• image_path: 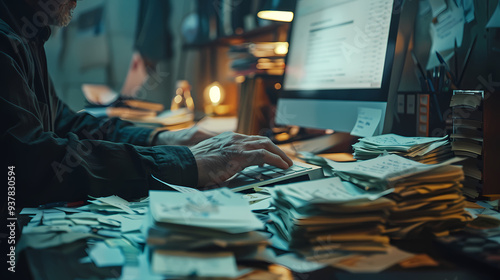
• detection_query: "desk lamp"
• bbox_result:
[257,0,295,22]
[204,81,227,115]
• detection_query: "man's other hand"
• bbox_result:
[188,132,293,187]
[154,126,217,146]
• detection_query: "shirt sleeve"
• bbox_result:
[0,50,198,209]
[53,97,159,146]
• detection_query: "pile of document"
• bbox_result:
[268,177,395,261]
[146,188,270,278]
[352,134,452,163]
[18,195,147,267]
[328,154,473,238]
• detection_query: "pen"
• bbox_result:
[454,40,458,83]
[38,201,85,209]
[457,34,477,88]
[411,51,430,92]
[435,51,456,84]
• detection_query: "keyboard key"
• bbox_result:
[261,170,284,178]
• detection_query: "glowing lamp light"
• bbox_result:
[257,11,294,22]
[274,43,289,55]
[209,85,222,105]
[204,81,226,115]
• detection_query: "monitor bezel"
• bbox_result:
[279,0,401,103]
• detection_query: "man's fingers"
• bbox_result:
[242,149,291,170]
[244,138,293,167]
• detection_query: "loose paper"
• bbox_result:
[275,253,327,273]
[151,251,238,278]
[350,107,383,137]
[426,0,465,69]
[87,242,125,267]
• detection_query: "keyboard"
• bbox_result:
[220,160,324,192]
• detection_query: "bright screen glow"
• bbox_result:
[283,0,394,91]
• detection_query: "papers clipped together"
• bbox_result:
[147,188,270,278]
[352,134,453,164]
[268,177,395,261]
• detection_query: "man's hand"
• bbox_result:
[154,126,217,146]
[188,132,293,187]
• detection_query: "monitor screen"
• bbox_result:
[276,0,400,135]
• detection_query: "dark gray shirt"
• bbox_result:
[0,0,197,208]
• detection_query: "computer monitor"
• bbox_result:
[276,0,401,136]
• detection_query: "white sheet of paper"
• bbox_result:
[42,210,66,220]
[327,154,463,183]
[243,193,270,203]
[53,207,84,213]
[429,0,447,18]
[327,154,424,179]
[275,253,327,273]
[249,198,272,211]
[150,189,263,233]
[426,0,464,69]
[486,1,500,28]
[350,107,382,137]
[20,208,42,215]
[360,134,447,147]
[87,242,125,267]
[457,0,475,22]
[91,195,135,214]
[276,177,393,207]
[120,218,144,233]
[151,252,238,278]
[151,174,201,193]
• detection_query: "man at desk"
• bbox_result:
[0,0,293,209]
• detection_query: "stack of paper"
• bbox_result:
[18,195,147,268]
[352,134,452,163]
[268,177,395,261]
[328,154,473,238]
[147,188,270,278]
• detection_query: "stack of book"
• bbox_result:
[268,177,395,261]
[352,134,452,164]
[449,91,484,198]
[228,42,287,76]
[146,189,269,278]
[328,154,472,238]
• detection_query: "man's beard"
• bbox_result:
[53,0,76,27]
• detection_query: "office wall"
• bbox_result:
[399,0,500,92]
[45,0,205,112]
[45,0,245,114]
[46,0,139,111]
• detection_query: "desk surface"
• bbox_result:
[20,238,498,280]
[17,209,499,280]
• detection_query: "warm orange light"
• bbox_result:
[275,43,289,55]
[235,76,246,83]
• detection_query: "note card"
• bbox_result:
[350,107,382,137]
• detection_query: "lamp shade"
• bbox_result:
[257,0,295,22]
